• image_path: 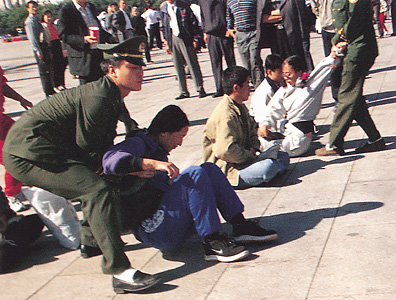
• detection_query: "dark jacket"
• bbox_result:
[131,15,148,37]
[112,10,131,33]
[57,2,112,77]
[198,0,228,37]
[160,0,199,49]
[3,76,124,171]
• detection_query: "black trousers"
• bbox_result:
[148,22,162,49]
[207,34,236,94]
[34,48,55,97]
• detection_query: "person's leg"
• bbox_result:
[0,115,23,199]
[392,2,396,34]
[247,31,264,88]
[172,36,189,95]
[34,51,55,96]
[180,41,204,93]
[328,58,377,149]
[235,31,251,73]
[222,36,236,68]
[281,131,312,157]
[2,153,130,275]
[238,151,289,188]
[153,23,163,49]
[207,34,224,94]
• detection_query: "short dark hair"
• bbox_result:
[100,58,124,74]
[283,55,305,73]
[27,0,38,7]
[41,10,53,22]
[148,105,189,135]
[265,54,283,72]
[110,2,118,6]
[222,66,250,95]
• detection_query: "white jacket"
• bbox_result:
[260,55,340,133]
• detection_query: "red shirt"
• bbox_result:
[0,66,8,114]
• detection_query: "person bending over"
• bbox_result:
[103,105,278,264]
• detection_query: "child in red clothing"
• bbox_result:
[0,66,33,212]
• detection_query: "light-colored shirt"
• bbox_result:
[261,56,338,132]
[310,0,335,32]
[25,14,43,56]
[141,8,161,28]
[190,3,202,27]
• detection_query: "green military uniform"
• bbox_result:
[329,0,381,148]
[2,37,147,276]
[2,76,130,274]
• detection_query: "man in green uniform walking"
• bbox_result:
[2,37,161,293]
[315,0,386,156]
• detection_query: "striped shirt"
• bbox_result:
[226,0,257,31]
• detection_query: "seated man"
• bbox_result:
[250,54,284,113]
[103,105,278,263]
[203,66,289,188]
[258,55,340,157]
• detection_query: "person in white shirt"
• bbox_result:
[250,54,284,123]
[257,55,340,157]
[141,3,163,49]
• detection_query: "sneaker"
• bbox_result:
[233,220,278,243]
[204,233,249,262]
[7,191,29,212]
[355,138,386,154]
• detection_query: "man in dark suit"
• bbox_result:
[112,0,134,42]
[161,0,206,100]
[58,0,114,85]
[198,0,235,98]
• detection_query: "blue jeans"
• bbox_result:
[136,163,244,250]
[238,151,289,188]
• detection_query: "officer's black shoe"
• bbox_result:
[175,93,190,100]
[113,270,161,293]
[80,245,102,259]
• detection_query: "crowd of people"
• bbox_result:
[0,0,393,294]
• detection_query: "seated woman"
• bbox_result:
[255,55,340,157]
[102,105,278,263]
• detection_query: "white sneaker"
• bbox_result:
[7,191,29,212]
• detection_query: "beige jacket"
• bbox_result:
[203,95,260,186]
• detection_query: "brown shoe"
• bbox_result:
[355,138,386,154]
[315,145,345,156]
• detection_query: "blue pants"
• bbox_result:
[136,163,244,250]
[238,151,289,188]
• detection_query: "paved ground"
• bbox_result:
[1,26,396,300]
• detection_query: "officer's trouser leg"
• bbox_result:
[2,153,130,275]
[329,58,380,148]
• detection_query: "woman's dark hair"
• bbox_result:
[222,66,250,95]
[148,105,189,135]
[41,10,53,22]
[282,55,306,73]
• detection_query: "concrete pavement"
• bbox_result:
[1,28,396,300]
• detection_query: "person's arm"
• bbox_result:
[212,116,257,164]
[262,9,282,23]
[103,137,179,178]
[25,18,43,58]
[332,0,370,46]
[2,84,33,110]
[112,10,126,32]
[58,5,87,50]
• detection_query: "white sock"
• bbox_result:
[114,267,138,282]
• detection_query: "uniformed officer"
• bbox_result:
[315,0,386,156]
[2,36,161,293]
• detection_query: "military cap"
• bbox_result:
[97,36,147,66]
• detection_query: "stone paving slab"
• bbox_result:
[1,23,396,299]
